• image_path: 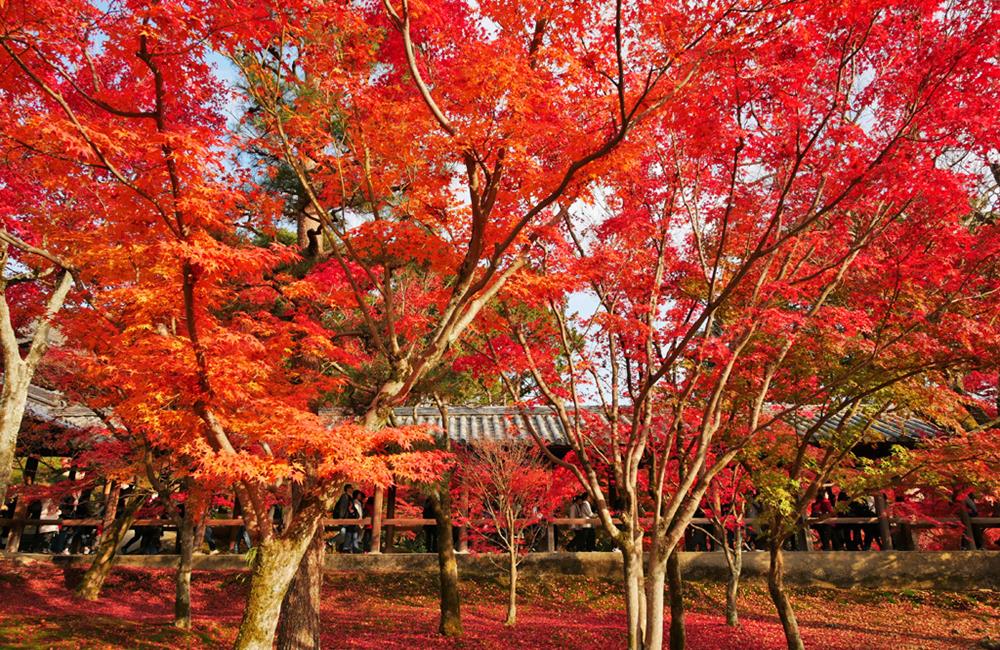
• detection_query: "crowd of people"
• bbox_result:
[0,490,99,555]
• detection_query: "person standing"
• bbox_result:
[811,488,835,550]
[579,494,596,551]
[345,490,364,553]
[423,496,438,553]
[38,499,60,553]
[566,495,581,551]
[362,494,376,552]
[569,494,596,552]
[333,484,354,552]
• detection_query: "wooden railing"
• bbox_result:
[2,515,997,554]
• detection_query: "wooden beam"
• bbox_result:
[369,486,384,554]
[384,485,397,553]
[457,484,469,552]
[875,493,893,551]
[4,497,26,552]
[958,502,979,550]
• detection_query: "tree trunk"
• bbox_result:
[0,365,29,508]
[643,548,668,650]
[767,538,803,650]
[667,548,685,650]
[174,500,197,630]
[234,503,326,650]
[277,526,324,650]
[505,547,517,626]
[430,488,462,637]
[0,269,73,507]
[724,529,742,627]
[622,544,646,650]
[76,495,143,601]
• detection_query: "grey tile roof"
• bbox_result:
[22,381,941,449]
[24,383,103,431]
[317,406,572,446]
[377,406,942,447]
[790,411,939,442]
[390,406,571,446]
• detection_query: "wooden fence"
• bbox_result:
[2,514,998,554]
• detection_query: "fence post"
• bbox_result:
[798,516,814,551]
[958,503,979,550]
[546,523,555,552]
[457,484,469,552]
[5,498,26,553]
[899,521,915,550]
[875,494,893,551]
[369,486,384,554]
[384,485,397,553]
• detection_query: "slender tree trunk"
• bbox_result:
[174,500,198,630]
[277,526,324,650]
[767,538,803,650]
[643,548,669,650]
[430,488,462,637]
[622,544,646,650]
[76,495,143,601]
[667,548,685,650]
[0,365,29,508]
[724,530,742,627]
[505,547,517,626]
[235,506,325,650]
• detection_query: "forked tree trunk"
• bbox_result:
[0,366,30,508]
[505,547,517,626]
[76,495,144,601]
[430,488,462,637]
[666,548,686,650]
[723,528,743,627]
[174,500,198,629]
[0,270,72,508]
[277,526,324,650]
[234,507,325,650]
[767,538,803,650]
[622,544,646,650]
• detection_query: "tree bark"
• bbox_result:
[622,544,646,650]
[767,539,804,650]
[643,548,669,650]
[667,548,685,650]
[174,498,198,630]
[0,269,73,507]
[505,547,517,626]
[277,526,324,650]
[76,495,143,601]
[0,366,29,508]
[724,529,742,627]
[430,488,462,637]
[234,503,326,650]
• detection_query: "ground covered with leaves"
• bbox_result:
[0,561,996,649]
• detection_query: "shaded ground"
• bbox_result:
[0,560,996,649]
